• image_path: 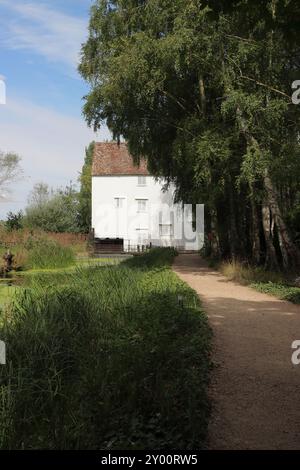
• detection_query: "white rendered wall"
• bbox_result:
[92,175,203,251]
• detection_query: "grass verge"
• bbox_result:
[0,248,211,450]
[250,282,300,304]
[220,260,300,304]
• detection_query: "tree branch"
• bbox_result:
[239,74,291,99]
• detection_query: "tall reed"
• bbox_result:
[0,249,211,449]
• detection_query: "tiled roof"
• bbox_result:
[92,142,149,176]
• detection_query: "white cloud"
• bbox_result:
[0,0,88,68]
[0,97,111,217]
[0,1,108,218]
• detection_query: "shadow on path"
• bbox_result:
[173,254,300,450]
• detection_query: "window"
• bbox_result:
[136,228,149,244]
[137,199,147,213]
[115,198,125,209]
[138,176,147,186]
[159,224,173,237]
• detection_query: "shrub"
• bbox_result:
[24,183,81,233]
[5,211,24,232]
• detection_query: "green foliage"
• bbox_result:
[221,259,300,304]
[78,142,95,233]
[25,239,75,270]
[79,0,300,268]
[286,198,300,246]
[124,247,178,269]
[0,151,22,191]
[251,282,300,304]
[221,260,285,284]
[0,249,211,449]
[25,183,81,233]
[5,211,23,232]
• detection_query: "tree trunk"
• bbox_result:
[228,181,239,260]
[236,107,300,270]
[261,200,280,270]
[199,76,206,115]
[263,169,300,269]
[210,208,221,258]
[249,186,261,265]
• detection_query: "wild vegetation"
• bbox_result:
[78,142,95,233]
[24,183,81,234]
[23,239,75,270]
[80,0,300,272]
[0,151,22,197]
[4,141,95,235]
[0,227,87,249]
[0,248,211,450]
[220,260,300,304]
[0,229,88,272]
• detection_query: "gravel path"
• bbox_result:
[173,254,300,450]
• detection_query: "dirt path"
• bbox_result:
[173,254,300,450]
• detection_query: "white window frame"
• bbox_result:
[159,224,174,237]
[136,228,149,244]
[114,197,125,209]
[136,199,148,213]
[138,176,147,187]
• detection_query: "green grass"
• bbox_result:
[124,247,178,269]
[15,257,122,279]
[25,239,75,269]
[0,286,16,306]
[250,282,300,304]
[0,248,211,450]
[220,260,300,304]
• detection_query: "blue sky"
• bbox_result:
[0,0,110,218]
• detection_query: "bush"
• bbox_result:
[0,249,211,449]
[5,212,24,232]
[24,183,81,233]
